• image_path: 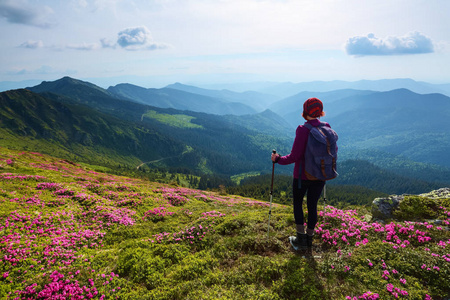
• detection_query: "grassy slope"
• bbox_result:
[0,89,209,174]
[0,148,449,299]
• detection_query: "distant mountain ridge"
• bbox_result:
[27,77,257,117]
[200,78,450,98]
[327,89,450,167]
[165,82,281,112]
[26,76,112,97]
[269,87,450,168]
[4,77,449,97]
[107,83,256,116]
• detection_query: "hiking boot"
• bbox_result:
[306,234,314,248]
[289,232,307,250]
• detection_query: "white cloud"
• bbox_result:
[116,26,169,51]
[117,26,151,48]
[100,38,116,49]
[13,26,169,52]
[66,42,99,51]
[19,40,44,49]
[345,32,434,56]
[0,0,54,28]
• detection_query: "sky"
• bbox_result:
[1,0,449,89]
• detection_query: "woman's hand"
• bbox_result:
[271,152,279,163]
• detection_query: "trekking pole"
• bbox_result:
[323,183,327,220]
[267,150,276,237]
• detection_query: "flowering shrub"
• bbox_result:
[346,291,379,299]
[165,193,189,206]
[116,198,142,207]
[143,207,175,222]
[82,206,136,226]
[201,210,226,218]
[316,206,449,250]
[36,182,63,191]
[1,149,449,299]
[84,183,105,194]
[149,223,214,245]
[245,200,270,207]
[53,188,75,196]
[319,205,450,299]
[195,194,212,202]
[72,193,97,207]
[12,270,122,299]
[0,173,47,181]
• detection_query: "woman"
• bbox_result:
[271,97,331,250]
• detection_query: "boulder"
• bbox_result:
[371,188,450,222]
[371,195,403,221]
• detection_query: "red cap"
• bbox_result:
[303,98,323,118]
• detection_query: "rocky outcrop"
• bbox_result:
[371,195,403,221]
[371,188,450,221]
[419,187,450,199]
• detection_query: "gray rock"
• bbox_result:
[429,219,443,225]
[371,195,404,220]
[420,188,450,199]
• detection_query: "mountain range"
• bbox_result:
[199,78,450,98]
[107,83,258,116]
[269,88,450,168]
[165,82,282,112]
[0,76,449,194]
[2,77,294,176]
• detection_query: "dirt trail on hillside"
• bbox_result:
[136,155,179,169]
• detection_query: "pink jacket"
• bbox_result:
[277,119,331,180]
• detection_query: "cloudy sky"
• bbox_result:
[1,0,449,89]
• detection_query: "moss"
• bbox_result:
[393,195,440,221]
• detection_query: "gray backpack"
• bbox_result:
[303,122,338,181]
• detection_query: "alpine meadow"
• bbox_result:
[0,75,449,300]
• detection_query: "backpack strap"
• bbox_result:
[300,122,319,182]
[303,121,326,130]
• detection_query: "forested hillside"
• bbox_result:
[0,89,187,167]
[1,86,292,176]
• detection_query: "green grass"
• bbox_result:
[230,171,261,185]
[0,128,143,169]
[0,147,449,299]
[142,110,204,129]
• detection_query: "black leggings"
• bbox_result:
[293,178,325,230]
